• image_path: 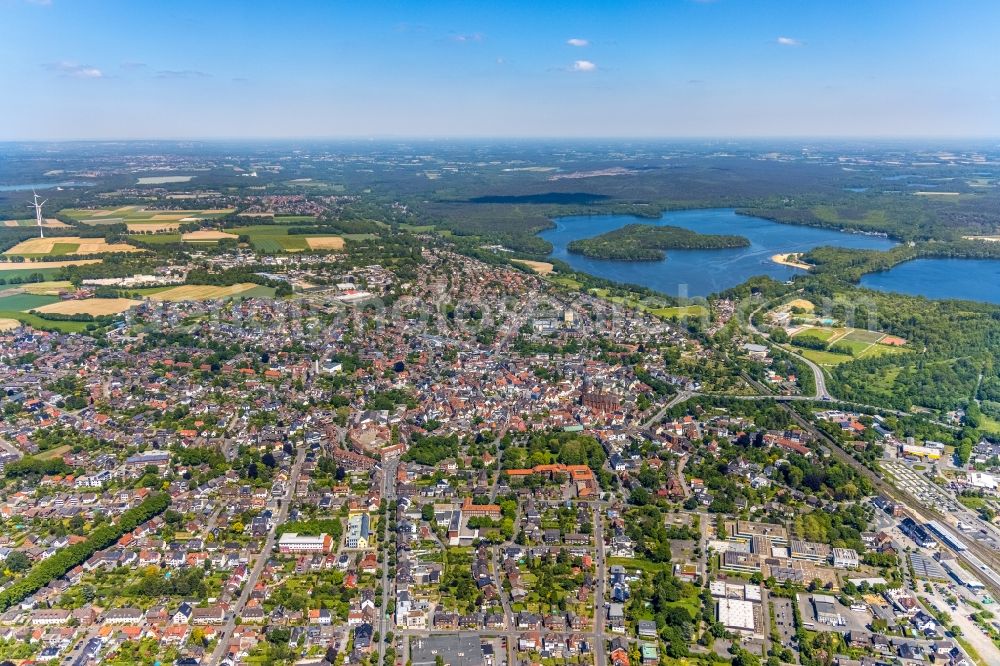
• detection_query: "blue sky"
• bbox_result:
[1,0,998,139]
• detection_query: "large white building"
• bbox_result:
[278,532,333,554]
[717,598,757,636]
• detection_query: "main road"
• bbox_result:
[593,507,607,666]
[378,456,399,666]
[209,444,307,664]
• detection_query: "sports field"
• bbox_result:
[790,325,909,366]
[4,237,140,257]
[32,298,141,316]
[147,283,271,301]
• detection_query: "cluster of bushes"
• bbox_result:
[0,492,169,611]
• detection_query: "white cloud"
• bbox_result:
[567,38,589,47]
[156,69,210,79]
[45,61,103,78]
[776,36,803,47]
[451,33,485,43]
[572,60,597,72]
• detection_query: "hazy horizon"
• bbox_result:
[3,0,998,140]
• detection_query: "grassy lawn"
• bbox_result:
[842,328,886,344]
[858,343,910,360]
[0,310,90,333]
[835,339,874,355]
[547,275,584,290]
[230,225,321,252]
[49,242,80,256]
[795,347,855,366]
[650,305,709,319]
[0,293,60,311]
[977,413,1000,437]
[607,557,670,574]
[0,267,66,281]
[959,496,988,510]
[792,326,838,342]
[34,445,72,460]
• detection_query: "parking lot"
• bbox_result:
[770,596,798,654]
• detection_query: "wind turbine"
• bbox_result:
[29,190,46,239]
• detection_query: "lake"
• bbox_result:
[540,208,896,297]
[861,258,1000,305]
[0,181,95,192]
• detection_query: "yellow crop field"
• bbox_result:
[148,283,261,301]
[305,236,345,250]
[512,259,554,275]
[21,281,73,295]
[4,237,140,256]
[32,298,141,316]
[0,318,20,332]
[127,222,181,233]
[181,229,238,242]
[0,259,101,271]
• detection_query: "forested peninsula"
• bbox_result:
[566,223,750,261]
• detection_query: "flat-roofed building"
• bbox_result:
[790,540,832,563]
[812,594,844,626]
[278,532,333,554]
[728,520,788,545]
[832,548,860,569]
[721,551,762,574]
[717,598,762,637]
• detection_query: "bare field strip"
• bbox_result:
[0,259,101,270]
[148,283,260,301]
[21,281,74,295]
[305,236,346,250]
[512,259,554,275]
[1,219,70,228]
[31,298,141,316]
[127,222,181,233]
[182,229,238,242]
[4,237,140,256]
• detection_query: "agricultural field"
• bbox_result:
[181,229,238,242]
[0,259,101,271]
[512,259,554,274]
[20,281,73,295]
[146,283,274,301]
[0,318,20,332]
[3,237,140,258]
[0,292,90,333]
[61,206,234,225]
[1,218,70,229]
[31,298,141,316]
[125,222,181,233]
[230,225,344,252]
